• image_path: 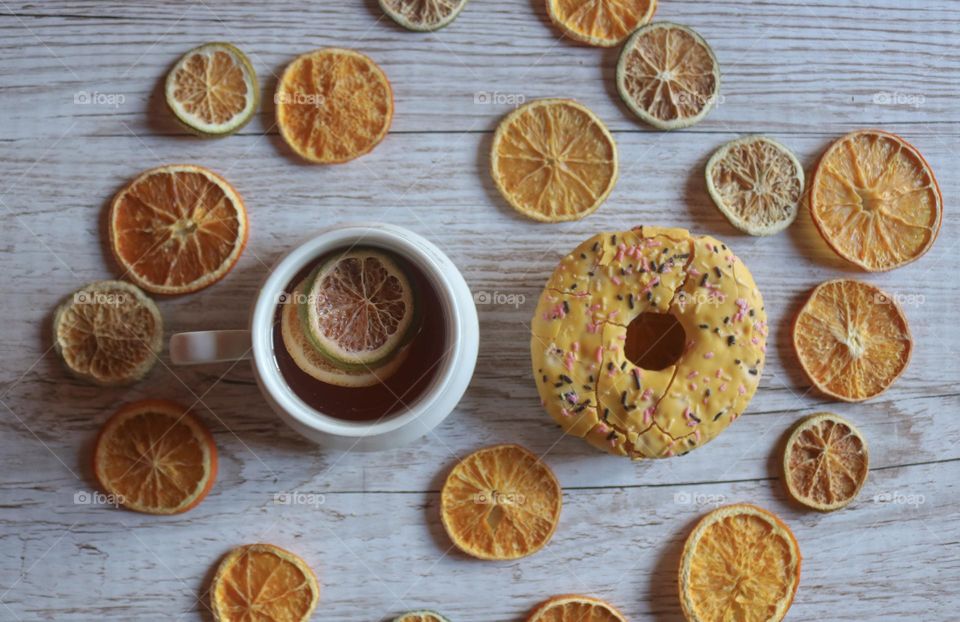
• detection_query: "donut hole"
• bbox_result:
[624,312,686,371]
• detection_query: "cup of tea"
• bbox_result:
[170,223,479,451]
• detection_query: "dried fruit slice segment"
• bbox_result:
[276,48,394,163]
[94,399,217,514]
[165,42,259,136]
[302,249,417,368]
[440,444,562,560]
[393,611,451,622]
[380,0,468,31]
[491,98,618,222]
[547,0,657,47]
[53,280,162,386]
[281,276,410,387]
[526,594,627,622]
[211,544,320,622]
[109,164,248,295]
[809,129,942,271]
[617,22,721,130]
[706,136,805,235]
[679,504,801,622]
[784,412,869,511]
[793,279,912,402]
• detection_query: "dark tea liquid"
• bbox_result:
[271,249,447,422]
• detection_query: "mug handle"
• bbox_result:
[169,330,253,365]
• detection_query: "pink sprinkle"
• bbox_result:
[609,345,619,353]
[704,352,715,359]
[590,303,602,312]
[609,438,618,448]
[715,369,723,378]
[609,310,619,320]
[641,388,654,400]
[643,406,655,424]
[689,267,702,277]
[560,408,571,418]
[642,277,660,294]
[685,340,697,352]
[586,322,599,334]
[719,382,728,392]
[694,429,702,443]
[733,298,749,322]
[572,342,580,353]
[611,275,622,286]
[617,333,627,341]
[564,353,575,372]
[687,370,699,379]
[689,382,698,391]
[738,384,747,396]
[595,346,604,363]
[596,423,609,434]
[751,336,760,345]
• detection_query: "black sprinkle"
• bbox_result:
[611,235,617,245]
[607,431,617,441]
[603,408,611,421]
[588,271,595,277]
[698,323,709,329]
[690,413,702,423]
[633,371,641,390]
[705,389,712,398]
[575,403,588,413]
[563,300,570,314]
[620,361,627,371]
[592,242,600,252]
[659,263,668,274]
[620,268,626,276]
[571,283,578,290]
[700,273,709,287]
[734,359,742,365]
[723,316,730,324]
[554,381,564,388]
[748,368,758,375]
[589,375,595,382]
[646,291,653,301]
[607,362,615,371]
[721,244,728,250]
[713,411,724,421]
[628,294,635,309]
[542,375,548,383]
[714,266,722,278]
[713,328,720,334]
[620,391,628,406]
[749,309,756,317]
[727,335,736,346]
[617,294,623,301]
[560,374,573,384]
[580,253,587,260]
[583,384,592,391]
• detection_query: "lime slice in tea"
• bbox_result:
[303,249,418,369]
[282,278,410,387]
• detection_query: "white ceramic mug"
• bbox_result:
[169,223,479,451]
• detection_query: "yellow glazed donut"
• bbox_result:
[530,227,767,459]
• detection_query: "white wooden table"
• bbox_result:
[2,1,958,620]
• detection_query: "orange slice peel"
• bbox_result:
[93,399,217,514]
[440,444,562,560]
[784,412,869,511]
[679,503,801,622]
[547,0,657,47]
[793,279,912,402]
[526,594,627,622]
[491,98,618,222]
[809,129,942,271]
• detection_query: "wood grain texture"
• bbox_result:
[1,1,958,620]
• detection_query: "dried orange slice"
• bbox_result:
[393,612,451,622]
[165,42,259,137]
[211,543,320,622]
[706,136,805,236]
[546,0,657,47]
[276,48,393,164]
[93,399,217,514]
[302,249,418,368]
[380,0,468,31]
[809,129,942,271]
[679,504,801,622]
[526,595,627,622]
[784,412,869,511]
[617,22,721,130]
[793,279,912,402]
[281,276,411,386]
[109,165,248,295]
[491,98,618,222]
[440,444,562,560]
[53,281,162,386]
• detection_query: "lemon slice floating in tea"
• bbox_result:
[165,42,259,137]
[282,276,411,387]
[302,249,418,369]
[380,0,468,31]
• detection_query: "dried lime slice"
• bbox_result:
[379,0,468,31]
[52,281,162,386]
[281,278,410,387]
[302,249,418,369]
[705,136,804,236]
[165,42,259,137]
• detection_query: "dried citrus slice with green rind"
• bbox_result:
[379,0,468,31]
[706,136,805,236]
[165,42,259,137]
[302,249,417,369]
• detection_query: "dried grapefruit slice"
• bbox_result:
[53,281,162,386]
[546,0,657,47]
[94,399,217,514]
[617,22,720,130]
[109,165,248,295]
[302,249,418,368]
[165,42,259,137]
[491,98,618,222]
[393,612,451,622]
[679,504,801,622]
[793,279,912,402]
[706,136,805,236]
[380,0,468,31]
[281,276,410,387]
[809,129,942,271]
[276,48,393,164]
[784,412,869,511]
[440,444,562,560]
[526,595,627,622]
[211,544,320,622]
